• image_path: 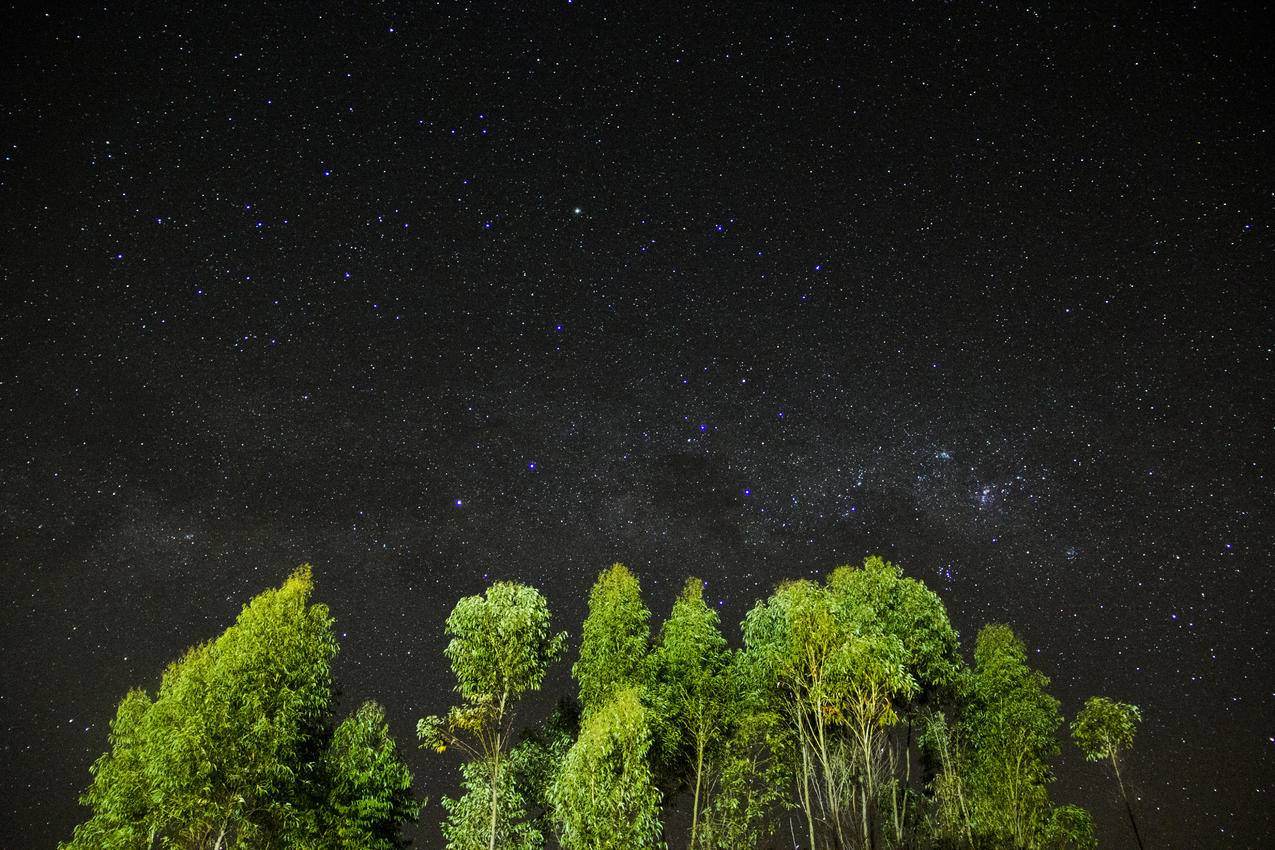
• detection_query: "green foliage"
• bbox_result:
[509,704,579,846]
[742,567,921,849]
[63,689,155,849]
[62,566,418,850]
[827,555,963,695]
[440,758,541,850]
[320,701,420,850]
[1071,696,1145,850]
[549,687,664,850]
[1040,805,1097,849]
[964,624,1064,848]
[573,563,652,716]
[418,581,565,850]
[441,582,567,708]
[651,578,735,847]
[697,677,792,850]
[433,706,575,850]
[917,706,975,847]
[1071,696,1141,763]
[66,556,1128,850]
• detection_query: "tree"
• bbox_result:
[651,578,733,849]
[697,655,792,850]
[573,563,652,717]
[917,706,976,848]
[743,572,918,850]
[826,556,960,848]
[549,687,664,850]
[826,556,963,695]
[1071,697,1145,850]
[61,689,155,849]
[418,581,566,850]
[62,566,419,850]
[319,701,420,850]
[508,702,580,847]
[741,579,841,850]
[437,758,540,850]
[964,624,1067,849]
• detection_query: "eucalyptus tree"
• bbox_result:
[651,578,734,849]
[917,707,976,848]
[62,566,419,850]
[741,579,839,849]
[742,574,917,850]
[964,624,1065,848]
[62,689,155,849]
[319,701,420,850]
[574,563,652,716]
[418,582,566,850]
[826,556,961,847]
[1071,696,1145,850]
[549,687,664,850]
[696,684,792,850]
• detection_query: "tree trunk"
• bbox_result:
[690,734,705,850]
[901,718,913,848]
[1111,754,1146,850]
[489,751,501,850]
[855,720,879,850]
[800,736,818,850]
[487,689,511,850]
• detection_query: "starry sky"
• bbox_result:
[1,2,1271,847]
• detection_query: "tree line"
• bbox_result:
[62,559,1145,849]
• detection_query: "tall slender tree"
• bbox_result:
[573,563,652,717]
[827,556,961,848]
[743,569,920,850]
[319,701,420,850]
[651,578,733,849]
[741,579,840,850]
[549,687,664,850]
[964,624,1063,848]
[1071,696,1145,850]
[418,581,566,850]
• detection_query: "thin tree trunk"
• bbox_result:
[902,718,913,848]
[860,784,871,850]
[690,733,705,850]
[817,716,847,850]
[862,724,878,850]
[1111,754,1146,850]
[489,749,501,850]
[489,689,509,850]
[800,733,819,850]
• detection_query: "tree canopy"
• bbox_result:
[1072,696,1145,850]
[418,581,566,850]
[62,566,419,850]
[573,563,652,717]
[66,556,1142,850]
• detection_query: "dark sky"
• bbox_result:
[1,2,1270,847]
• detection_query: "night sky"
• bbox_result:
[2,3,1271,847]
